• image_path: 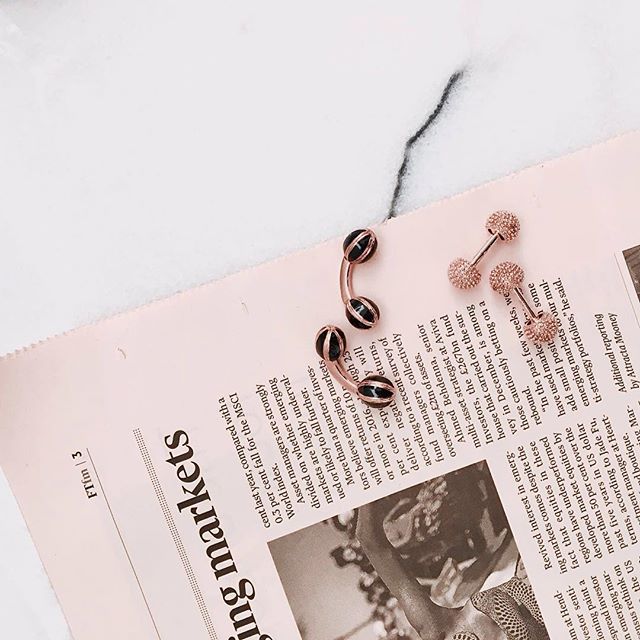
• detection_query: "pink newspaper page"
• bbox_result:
[2,133,640,640]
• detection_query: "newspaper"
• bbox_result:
[2,133,640,640]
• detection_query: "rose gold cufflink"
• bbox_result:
[340,229,380,330]
[489,261,558,344]
[315,325,395,408]
[448,211,520,289]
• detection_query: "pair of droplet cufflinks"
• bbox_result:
[315,230,396,409]
[447,211,558,344]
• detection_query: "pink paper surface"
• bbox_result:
[1,132,640,639]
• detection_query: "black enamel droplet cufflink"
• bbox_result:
[315,325,395,408]
[340,229,381,330]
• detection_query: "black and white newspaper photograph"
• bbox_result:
[623,245,640,302]
[269,462,549,640]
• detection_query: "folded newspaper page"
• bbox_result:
[2,133,640,640]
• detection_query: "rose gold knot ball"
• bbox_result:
[489,261,524,295]
[486,210,520,242]
[524,311,558,344]
[448,257,481,289]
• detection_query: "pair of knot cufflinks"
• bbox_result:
[315,230,396,409]
[448,211,558,344]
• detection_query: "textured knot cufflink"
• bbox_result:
[448,211,520,289]
[489,262,558,344]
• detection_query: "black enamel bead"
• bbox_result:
[315,325,346,361]
[358,374,395,408]
[346,296,380,330]
[343,229,377,264]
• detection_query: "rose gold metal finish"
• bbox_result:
[448,258,481,289]
[470,233,499,268]
[488,261,524,295]
[489,261,558,344]
[448,210,520,289]
[523,311,558,344]
[485,210,520,242]
[513,287,539,319]
[317,325,394,407]
[339,260,354,305]
[326,359,359,396]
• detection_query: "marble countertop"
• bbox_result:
[1,1,640,636]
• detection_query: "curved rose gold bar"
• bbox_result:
[326,358,359,395]
[339,259,355,306]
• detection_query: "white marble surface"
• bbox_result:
[1,1,640,636]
